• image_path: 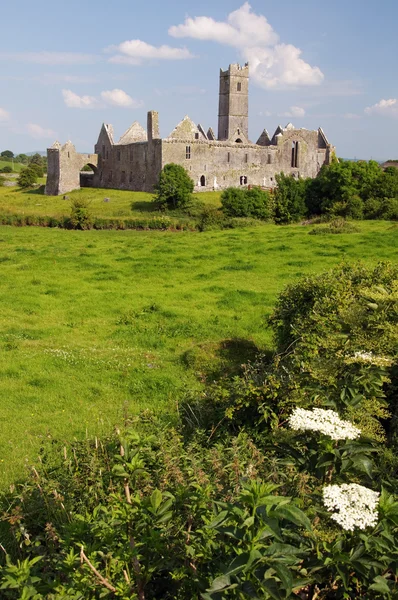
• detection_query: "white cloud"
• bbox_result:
[62,89,99,109]
[100,89,143,108]
[63,89,143,110]
[169,3,324,90]
[365,98,398,118]
[0,108,10,122]
[107,40,193,65]
[0,52,97,65]
[280,106,306,118]
[27,123,57,139]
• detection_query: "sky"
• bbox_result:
[1,0,398,159]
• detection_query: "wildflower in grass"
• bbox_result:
[323,483,379,531]
[346,351,393,367]
[288,408,361,441]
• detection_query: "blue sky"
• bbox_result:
[1,0,397,159]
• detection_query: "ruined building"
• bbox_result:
[45,63,335,196]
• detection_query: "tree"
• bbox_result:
[156,163,194,209]
[28,163,44,178]
[0,150,14,159]
[273,172,307,224]
[17,167,38,189]
[28,152,44,166]
[0,165,13,173]
[15,154,29,165]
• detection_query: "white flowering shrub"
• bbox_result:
[288,407,361,441]
[323,483,380,531]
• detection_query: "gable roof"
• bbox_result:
[118,121,147,144]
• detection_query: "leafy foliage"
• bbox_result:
[156,163,194,209]
[273,173,307,224]
[221,187,273,220]
[17,168,38,189]
[69,198,93,230]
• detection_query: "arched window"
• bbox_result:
[240,175,248,185]
[200,175,206,187]
[236,138,243,143]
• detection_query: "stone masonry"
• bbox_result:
[45,63,335,196]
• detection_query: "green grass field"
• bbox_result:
[0,184,223,220]
[0,161,25,173]
[0,217,396,486]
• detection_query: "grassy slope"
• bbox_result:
[0,185,223,219]
[0,220,396,486]
[0,161,25,173]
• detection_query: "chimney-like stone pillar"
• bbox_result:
[147,111,160,143]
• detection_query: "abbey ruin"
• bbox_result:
[45,63,335,196]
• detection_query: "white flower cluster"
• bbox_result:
[346,351,393,367]
[323,484,380,531]
[288,408,361,441]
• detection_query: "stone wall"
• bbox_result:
[45,141,98,196]
[162,127,329,192]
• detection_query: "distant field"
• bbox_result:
[0,184,222,220]
[0,220,396,486]
[0,161,25,173]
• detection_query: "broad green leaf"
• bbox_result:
[207,510,229,529]
[274,505,312,532]
[272,562,293,593]
[369,576,391,594]
[150,489,162,511]
[207,574,231,592]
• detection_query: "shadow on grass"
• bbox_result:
[21,185,46,195]
[131,200,159,213]
[182,337,273,381]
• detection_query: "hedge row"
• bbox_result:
[0,213,197,231]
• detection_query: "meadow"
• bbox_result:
[0,209,396,486]
[0,161,25,173]
[0,183,222,220]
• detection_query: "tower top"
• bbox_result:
[220,63,249,77]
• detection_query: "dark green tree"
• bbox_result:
[15,154,29,165]
[28,163,44,178]
[17,168,38,189]
[0,150,14,159]
[273,172,307,224]
[156,163,194,209]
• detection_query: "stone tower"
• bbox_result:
[218,63,249,142]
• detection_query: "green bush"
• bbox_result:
[0,165,12,173]
[156,163,194,209]
[69,199,93,230]
[17,168,37,189]
[221,186,272,219]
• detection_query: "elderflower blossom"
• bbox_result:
[346,351,393,367]
[323,484,380,531]
[288,408,361,441]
